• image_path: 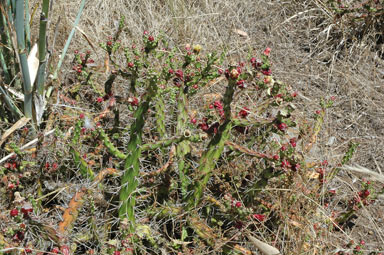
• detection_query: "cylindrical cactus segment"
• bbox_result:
[154,94,166,139]
[98,128,202,161]
[69,120,95,179]
[98,128,127,160]
[187,77,237,209]
[72,120,83,145]
[70,146,95,180]
[176,87,191,199]
[187,120,232,209]
[119,75,158,232]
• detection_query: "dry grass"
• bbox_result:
[1,0,384,254]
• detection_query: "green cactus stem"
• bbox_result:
[99,127,203,161]
[186,76,236,209]
[187,214,218,247]
[70,146,95,180]
[154,94,166,139]
[72,120,82,145]
[176,86,192,199]
[119,75,158,232]
[70,120,94,179]
[231,117,274,128]
[98,128,127,160]
[104,72,116,96]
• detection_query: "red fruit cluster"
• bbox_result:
[349,188,372,210]
[72,50,93,74]
[316,168,326,183]
[264,47,271,56]
[198,118,219,135]
[281,159,291,168]
[293,163,300,171]
[198,118,209,132]
[175,69,183,79]
[21,203,33,217]
[4,161,18,170]
[45,162,59,172]
[225,67,241,80]
[289,138,297,147]
[348,186,373,210]
[127,97,139,106]
[213,100,224,118]
[236,80,246,89]
[10,208,18,217]
[238,107,249,118]
[252,214,266,222]
[262,69,272,76]
[277,122,287,131]
[250,57,262,68]
[358,189,370,199]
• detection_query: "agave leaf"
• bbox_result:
[247,234,280,255]
[27,43,39,88]
[34,93,46,125]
